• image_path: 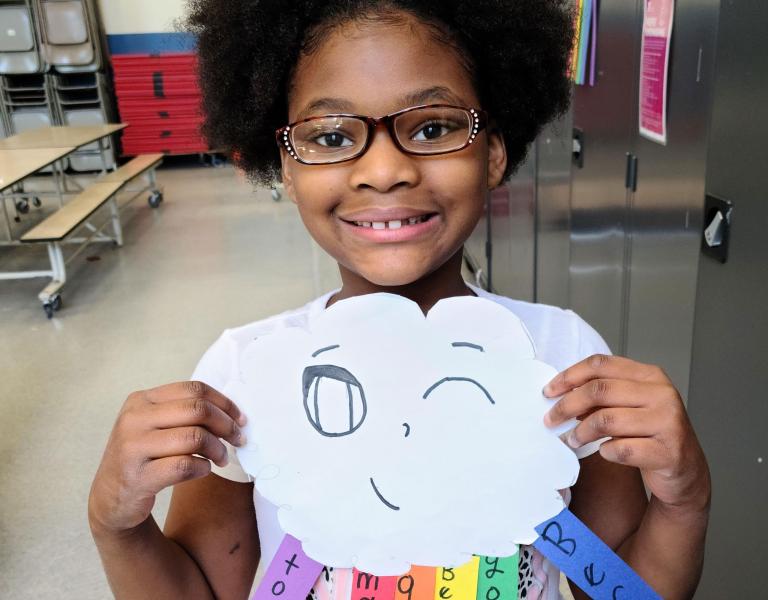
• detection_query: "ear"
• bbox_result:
[279,151,299,205]
[486,128,507,190]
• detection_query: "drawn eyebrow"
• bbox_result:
[451,342,485,352]
[312,345,341,358]
[422,377,496,404]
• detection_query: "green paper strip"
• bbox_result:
[476,554,519,600]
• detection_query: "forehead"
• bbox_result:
[289,17,479,120]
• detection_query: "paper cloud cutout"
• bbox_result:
[228,294,580,576]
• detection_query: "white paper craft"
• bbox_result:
[228,294,580,575]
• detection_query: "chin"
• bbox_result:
[355,263,433,288]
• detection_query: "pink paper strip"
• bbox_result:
[252,535,324,600]
[351,569,397,600]
[333,568,353,600]
[589,0,598,86]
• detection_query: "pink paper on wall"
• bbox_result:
[639,0,675,144]
[351,569,397,600]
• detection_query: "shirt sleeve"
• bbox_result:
[563,311,613,460]
[191,331,253,483]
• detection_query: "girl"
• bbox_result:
[88,2,710,599]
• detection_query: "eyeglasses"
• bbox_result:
[276,104,488,165]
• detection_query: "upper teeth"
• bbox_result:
[354,216,428,228]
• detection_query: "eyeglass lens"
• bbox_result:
[290,106,474,164]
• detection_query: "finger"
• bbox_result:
[598,438,669,471]
[565,407,657,448]
[139,455,212,494]
[545,379,670,427]
[543,354,668,398]
[142,381,247,427]
[148,397,245,447]
[142,427,229,468]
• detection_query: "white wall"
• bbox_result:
[97,0,187,34]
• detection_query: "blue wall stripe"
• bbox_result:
[107,33,197,55]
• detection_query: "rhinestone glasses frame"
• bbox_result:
[275,104,489,165]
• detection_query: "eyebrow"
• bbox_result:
[312,345,341,358]
[451,342,484,352]
[296,86,467,120]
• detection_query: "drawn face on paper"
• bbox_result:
[230,294,580,575]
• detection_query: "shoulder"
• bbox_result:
[191,291,335,391]
[472,287,611,372]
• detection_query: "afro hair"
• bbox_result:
[185,0,574,185]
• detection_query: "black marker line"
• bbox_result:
[370,477,400,511]
[422,377,496,404]
[451,342,485,352]
[312,345,341,358]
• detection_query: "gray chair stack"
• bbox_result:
[36,0,103,72]
[0,0,115,171]
[0,1,43,74]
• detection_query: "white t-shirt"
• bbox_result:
[191,286,610,599]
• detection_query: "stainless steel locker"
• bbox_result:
[623,0,720,399]
[568,0,642,355]
[688,1,768,596]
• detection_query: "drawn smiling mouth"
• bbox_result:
[369,477,400,511]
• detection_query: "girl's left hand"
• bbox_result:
[543,354,710,510]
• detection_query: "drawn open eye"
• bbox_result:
[302,365,367,437]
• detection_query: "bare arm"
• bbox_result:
[546,355,711,600]
[89,382,258,599]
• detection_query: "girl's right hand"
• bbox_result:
[88,381,246,534]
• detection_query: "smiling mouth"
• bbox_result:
[345,214,437,230]
[370,477,400,511]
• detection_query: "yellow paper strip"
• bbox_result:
[433,557,480,600]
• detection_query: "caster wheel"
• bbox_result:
[148,191,163,208]
[32,196,42,208]
[271,189,282,202]
[51,295,62,312]
[210,154,225,168]
[15,199,30,214]
[43,303,54,319]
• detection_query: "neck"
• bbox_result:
[329,250,474,313]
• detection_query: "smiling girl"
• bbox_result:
[88,2,710,599]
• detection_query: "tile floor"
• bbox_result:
[0,163,574,599]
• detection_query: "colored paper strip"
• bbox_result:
[433,557,480,600]
[577,0,594,84]
[334,568,354,600]
[352,569,398,600]
[476,554,518,600]
[534,509,661,600]
[589,0,598,86]
[395,566,436,600]
[252,535,324,600]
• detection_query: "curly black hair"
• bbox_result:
[185,0,574,185]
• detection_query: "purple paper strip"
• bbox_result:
[252,535,324,600]
[589,0,598,86]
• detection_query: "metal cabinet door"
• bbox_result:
[624,0,720,399]
[569,0,642,354]
[688,1,768,596]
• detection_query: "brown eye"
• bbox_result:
[302,365,367,437]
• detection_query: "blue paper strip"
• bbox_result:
[534,509,661,600]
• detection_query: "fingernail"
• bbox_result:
[238,413,248,427]
[221,453,230,467]
[542,383,554,397]
[543,411,553,427]
[566,432,579,448]
[238,432,247,446]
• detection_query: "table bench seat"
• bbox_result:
[21,182,123,243]
[20,153,164,243]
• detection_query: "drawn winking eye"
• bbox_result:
[302,365,367,437]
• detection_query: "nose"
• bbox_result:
[347,125,421,193]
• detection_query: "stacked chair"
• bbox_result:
[0,0,42,74]
[0,0,116,171]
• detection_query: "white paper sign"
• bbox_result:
[228,294,580,575]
